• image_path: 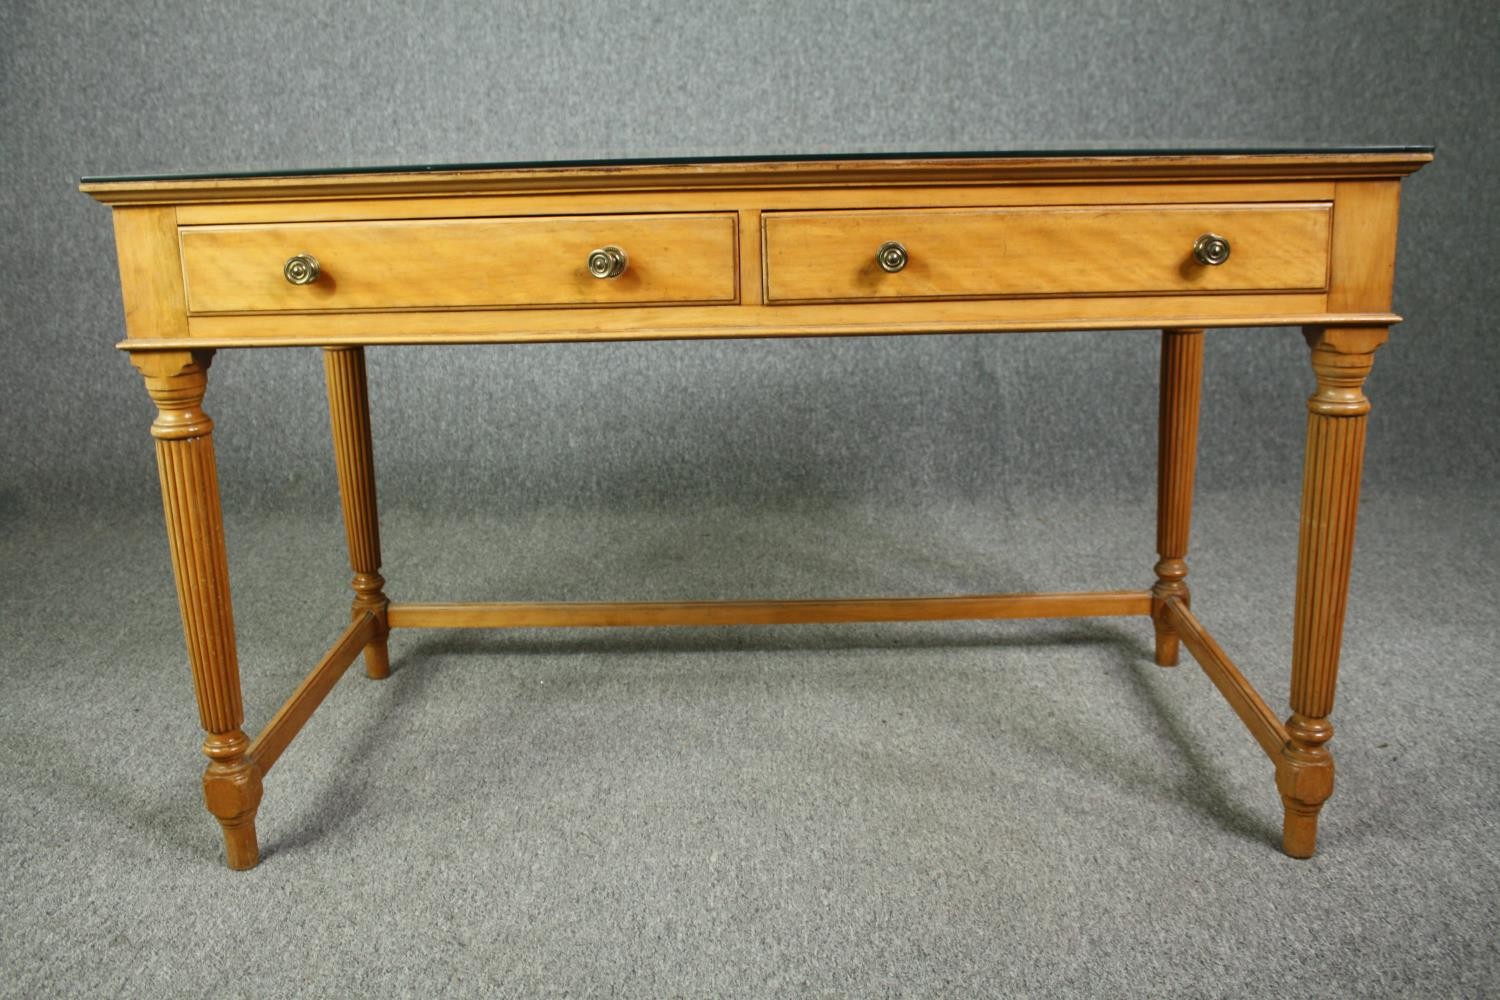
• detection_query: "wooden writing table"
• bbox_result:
[82,148,1432,869]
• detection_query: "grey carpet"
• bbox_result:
[3,485,1496,997]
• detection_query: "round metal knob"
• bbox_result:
[876,241,908,273]
[1192,234,1231,266]
[283,253,320,285]
[587,245,628,279]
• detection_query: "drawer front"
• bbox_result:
[181,213,738,313]
[762,203,1330,303]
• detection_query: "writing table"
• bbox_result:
[82,148,1432,869]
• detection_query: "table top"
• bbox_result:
[82,145,1434,185]
[80,147,1434,208]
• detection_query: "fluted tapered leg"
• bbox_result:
[1152,328,1205,666]
[323,347,390,679]
[133,350,262,870]
[1278,326,1387,858]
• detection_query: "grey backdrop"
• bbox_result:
[2,0,1497,513]
[3,1,1498,997]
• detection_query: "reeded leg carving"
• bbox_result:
[1277,326,1387,858]
[133,350,263,870]
[1152,328,1205,666]
[323,347,390,679]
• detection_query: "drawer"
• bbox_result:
[180,213,738,313]
[762,203,1330,303]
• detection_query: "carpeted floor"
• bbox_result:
[2,485,1496,997]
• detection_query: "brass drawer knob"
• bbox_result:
[283,253,320,285]
[587,245,628,279]
[1192,233,1231,266]
[876,241,908,273]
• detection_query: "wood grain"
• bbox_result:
[324,347,390,679]
[111,206,189,340]
[181,214,738,313]
[763,204,1330,303]
[386,592,1152,629]
[1327,180,1402,312]
[1152,328,1205,666]
[89,158,1423,352]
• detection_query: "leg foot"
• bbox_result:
[218,815,262,870]
[1276,714,1334,859]
[363,634,391,680]
[202,729,264,869]
[1280,799,1322,859]
[1152,622,1181,667]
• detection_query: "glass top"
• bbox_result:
[82,144,1433,185]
